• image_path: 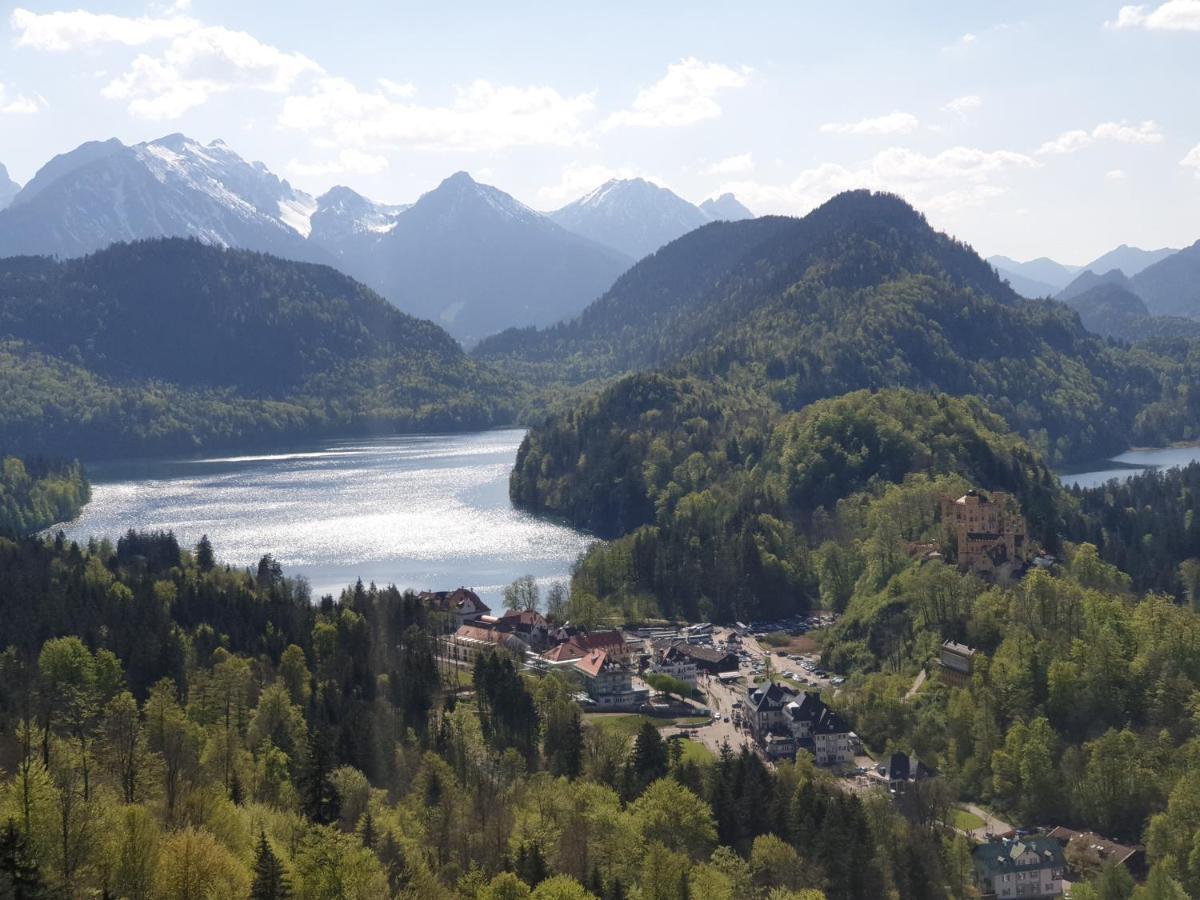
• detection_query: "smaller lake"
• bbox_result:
[1059,444,1200,489]
[57,429,595,606]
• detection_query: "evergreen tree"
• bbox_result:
[196,534,215,572]
[0,819,42,899]
[250,831,291,900]
[359,809,376,850]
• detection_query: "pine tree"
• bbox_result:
[378,831,408,894]
[195,534,215,572]
[359,809,376,850]
[249,831,291,900]
[0,819,42,899]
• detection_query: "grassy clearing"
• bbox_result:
[951,808,986,832]
[675,737,715,765]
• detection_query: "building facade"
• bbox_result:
[973,837,1066,899]
[941,490,1031,578]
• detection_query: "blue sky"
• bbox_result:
[1,0,1198,262]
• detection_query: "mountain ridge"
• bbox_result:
[0,238,515,457]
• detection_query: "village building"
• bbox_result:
[498,608,552,650]
[786,691,857,766]
[746,682,796,756]
[939,640,978,687]
[875,752,938,790]
[665,642,739,675]
[572,650,648,710]
[746,684,857,764]
[940,489,1031,579]
[648,642,700,687]
[542,629,633,666]
[1046,827,1145,881]
[973,837,1066,899]
[441,619,529,665]
[418,587,491,626]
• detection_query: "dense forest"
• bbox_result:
[0,456,89,538]
[0,240,518,458]
[517,386,1062,624]
[483,191,1200,466]
[812,486,1200,897]
[0,531,972,899]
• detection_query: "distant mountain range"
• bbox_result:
[366,172,633,342]
[0,137,754,344]
[987,255,1080,296]
[1060,281,1200,342]
[700,192,755,221]
[989,245,1180,300]
[0,165,17,211]
[549,179,757,260]
[0,135,324,263]
[1053,243,1200,333]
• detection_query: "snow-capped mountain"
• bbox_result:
[700,193,754,221]
[550,178,715,260]
[0,134,324,261]
[0,164,18,211]
[372,172,632,343]
[307,185,409,272]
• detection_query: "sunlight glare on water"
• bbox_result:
[58,429,594,605]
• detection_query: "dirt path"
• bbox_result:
[904,668,927,702]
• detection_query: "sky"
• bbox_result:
[0,0,1198,263]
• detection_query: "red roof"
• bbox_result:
[574,650,609,678]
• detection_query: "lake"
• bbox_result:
[57,429,595,605]
[1059,444,1200,489]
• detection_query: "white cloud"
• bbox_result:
[603,57,750,129]
[280,76,596,152]
[704,153,755,176]
[288,148,390,177]
[942,95,982,118]
[820,111,919,136]
[10,7,195,50]
[378,78,417,98]
[1107,168,1128,179]
[0,82,43,115]
[1092,120,1164,143]
[104,26,320,119]
[1038,120,1163,154]
[715,145,1038,218]
[536,162,659,207]
[1182,144,1200,176]
[13,8,320,120]
[1037,129,1094,155]
[1107,1,1200,30]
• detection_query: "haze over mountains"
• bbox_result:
[0,135,755,344]
[0,165,18,211]
[990,245,1181,300]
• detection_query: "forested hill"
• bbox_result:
[514,385,1062,622]
[484,190,1198,465]
[477,191,1018,381]
[0,456,89,537]
[0,239,517,457]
